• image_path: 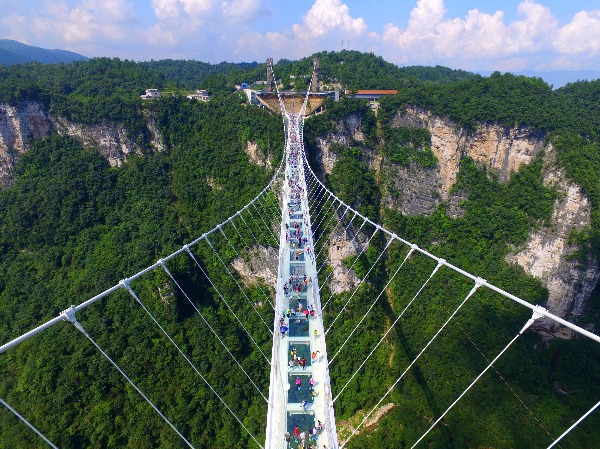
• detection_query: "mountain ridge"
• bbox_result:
[0,39,88,65]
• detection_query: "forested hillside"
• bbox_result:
[0,53,599,448]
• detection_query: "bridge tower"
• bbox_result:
[311,57,319,92]
[266,58,274,92]
[265,110,338,448]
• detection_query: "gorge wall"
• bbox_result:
[0,101,164,188]
[312,107,598,338]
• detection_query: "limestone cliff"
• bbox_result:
[0,102,52,188]
[326,220,364,294]
[232,246,278,292]
[245,140,273,170]
[506,145,599,337]
[390,106,545,198]
[312,106,598,337]
[314,113,369,176]
[0,101,164,188]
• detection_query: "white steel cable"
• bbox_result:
[120,282,265,449]
[325,235,394,335]
[332,260,443,402]
[329,245,416,364]
[312,202,344,249]
[340,280,483,447]
[247,203,278,245]
[251,202,279,245]
[308,183,328,211]
[316,209,357,274]
[298,149,600,344]
[219,223,275,310]
[410,311,542,449]
[184,246,270,363]
[0,398,59,449]
[61,307,195,449]
[458,324,562,448]
[322,222,374,311]
[256,193,281,237]
[238,213,262,251]
[310,185,332,218]
[311,195,338,238]
[547,399,600,449]
[204,237,273,334]
[1,156,286,354]
[159,260,269,403]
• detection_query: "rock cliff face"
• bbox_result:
[326,220,364,294]
[391,106,545,198]
[0,101,164,188]
[52,116,143,167]
[232,245,279,291]
[506,145,599,337]
[0,102,52,188]
[315,113,369,175]
[312,107,598,337]
[381,163,440,216]
[245,140,273,170]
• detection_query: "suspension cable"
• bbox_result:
[159,259,269,403]
[458,324,562,448]
[256,193,281,238]
[326,235,393,334]
[316,208,356,273]
[61,306,195,449]
[184,246,271,363]
[311,196,338,239]
[547,399,600,449]
[205,237,273,334]
[313,203,344,249]
[340,279,483,447]
[329,245,416,364]
[119,281,265,449]
[299,150,600,344]
[322,222,373,311]
[410,310,543,448]
[251,202,279,245]
[247,203,277,245]
[0,398,58,449]
[220,222,275,309]
[332,260,443,402]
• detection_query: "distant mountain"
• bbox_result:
[0,39,88,65]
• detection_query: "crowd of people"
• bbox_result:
[279,114,328,449]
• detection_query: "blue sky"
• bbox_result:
[1,0,599,73]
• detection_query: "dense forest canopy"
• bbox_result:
[0,52,599,448]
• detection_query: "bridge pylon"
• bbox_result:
[265,110,338,448]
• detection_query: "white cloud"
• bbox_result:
[237,0,368,61]
[379,0,575,70]
[2,0,600,70]
[554,10,600,55]
[292,0,366,40]
[151,0,213,19]
[222,0,269,22]
[2,0,139,55]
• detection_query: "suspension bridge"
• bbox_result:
[1,63,600,449]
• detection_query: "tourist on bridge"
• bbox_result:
[280,324,288,337]
[296,376,301,390]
